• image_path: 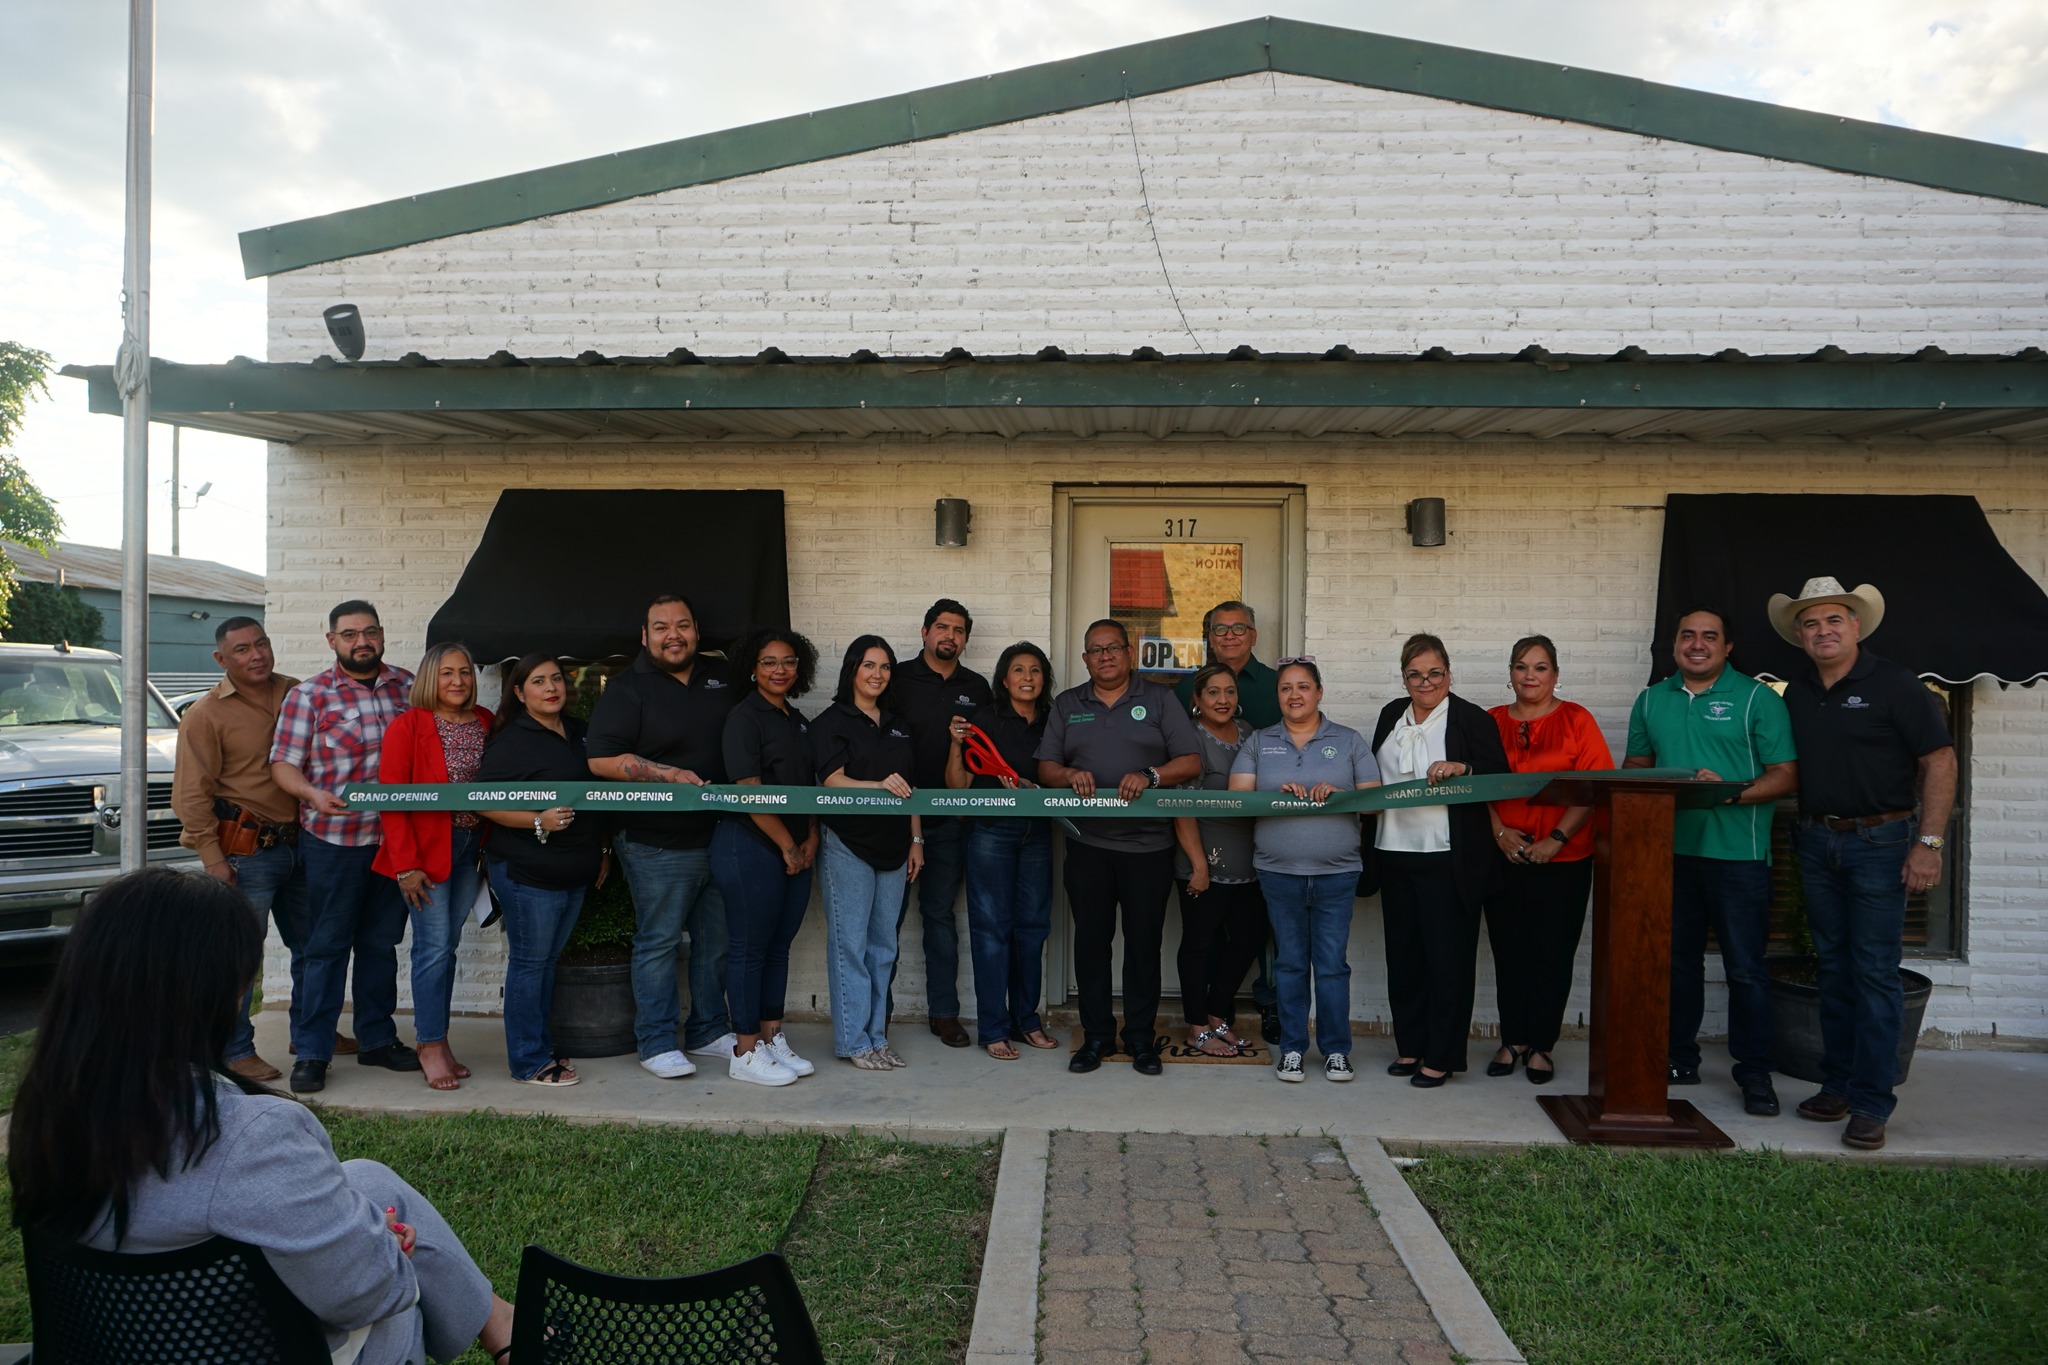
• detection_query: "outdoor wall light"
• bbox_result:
[323,304,367,361]
[1406,497,1447,547]
[935,498,973,547]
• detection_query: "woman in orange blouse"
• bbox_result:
[1482,635,1613,1085]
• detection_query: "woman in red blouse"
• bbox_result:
[1482,635,1612,1085]
[373,643,492,1091]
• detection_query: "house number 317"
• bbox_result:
[1163,517,1198,537]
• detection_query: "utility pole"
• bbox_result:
[117,0,153,872]
[169,423,179,556]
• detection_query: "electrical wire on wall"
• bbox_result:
[1122,78,1204,354]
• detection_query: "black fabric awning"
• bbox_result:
[1649,493,2048,685]
[427,489,789,663]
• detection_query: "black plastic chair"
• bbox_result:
[511,1245,824,1364]
[21,1227,331,1364]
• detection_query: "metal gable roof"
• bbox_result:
[6,540,265,604]
[237,17,2048,279]
[60,347,2048,446]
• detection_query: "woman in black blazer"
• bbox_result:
[1371,634,1511,1087]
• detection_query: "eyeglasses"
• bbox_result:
[1209,623,1254,639]
[1278,655,1316,667]
[1403,668,1448,685]
[334,627,385,644]
[1082,643,1129,657]
[1517,719,1533,751]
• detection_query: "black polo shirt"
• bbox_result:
[585,651,739,849]
[964,702,1046,790]
[809,700,916,870]
[1034,677,1201,853]
[886,652,992,820]
[1784,649,1951,818]
[475,712,606,890]
[720,691,813,852]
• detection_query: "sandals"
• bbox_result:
[1191,1026,1242,1058]
[986,1040,1021,1060]
[515,1060,579,1087]
[418,1041,462,1091]
[1020,1030,1061,1050]
[1486,1045,1529,1079]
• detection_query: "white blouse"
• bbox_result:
[1375,701,1452,853]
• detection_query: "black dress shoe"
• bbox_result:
[1260,1004,1280,1046]
[1409,1068,1450,1089]
[1132,1051,1163,1076]
[1667,1064,1701,1086]
[1485,1047,1526,1078]
[289,1059,328,1094]
[1386,1058,1420,1077]
[358,1042,422,1072]
[1068,1041,1107,1074]
[1741,1077,1781,1117]
[1525,1051,1556,1085]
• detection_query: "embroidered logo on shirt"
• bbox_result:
[1706,701,1734,720]
[1069,712,1096,723]
[1321,745,1338,758]
[956,694,972,705]
[1844,695,1869,709]
[704,678,727,690]
[1130,705,1149,721]
[889,728,910,739]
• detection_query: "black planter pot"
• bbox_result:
[1767,956,1933,1086]
[549,960,636,1058]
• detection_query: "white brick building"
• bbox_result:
[84,20,2048,1045]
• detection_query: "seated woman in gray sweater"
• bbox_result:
[7,868,515,1364]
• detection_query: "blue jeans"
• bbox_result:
[895,816,964,1017]
[407,825,481,1046]
[709,822,812,1035]
[294,834,409,1060]
[489,860,587,1080]
[614,836,731,1058]
[1795,818,1915,1120]
[820,829,907,1057]
[965,820,1053,1047]
[1670,854,1775,1084]
[1258,870,1356,1059]
[225,840,309,1064]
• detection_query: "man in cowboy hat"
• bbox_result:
[1772,576,1955,1152]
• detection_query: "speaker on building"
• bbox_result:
[323,304,367,361]
[1406,497,1446,547]
[935,498,973,547]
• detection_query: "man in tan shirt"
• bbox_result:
[174,616,336,1080]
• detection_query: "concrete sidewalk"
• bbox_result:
[258,1011,2048,1162]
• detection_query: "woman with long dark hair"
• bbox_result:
[373,641,492,1091]
[813,635,923,1070]
[945,641,1060,1059]
[476,652,608,1088]
[711,626,822,1087]
[1372,634,1512,1087]
[7,868,513,1363]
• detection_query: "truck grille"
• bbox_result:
[0,827,94,858]
[0,787,95,818]
[0,780,181,863]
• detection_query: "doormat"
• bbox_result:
[1066,1027,1270,1065]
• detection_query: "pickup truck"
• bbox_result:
[0,642,199,945]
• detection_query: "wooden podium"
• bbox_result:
[1529,774,1747,1149]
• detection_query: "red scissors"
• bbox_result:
[961,724,1025,787]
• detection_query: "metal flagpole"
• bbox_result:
[117,0,154,871]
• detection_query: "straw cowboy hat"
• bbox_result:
[1768,576,1886,644]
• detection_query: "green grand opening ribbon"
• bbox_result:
[343,769,1700,818]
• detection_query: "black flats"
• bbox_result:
[1409,1068,1450,1088]
[1386,1058,1420,1077]
[1486,1046,1529,1078]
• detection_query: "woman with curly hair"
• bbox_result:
[711,626,822,1087]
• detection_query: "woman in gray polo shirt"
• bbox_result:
[1230,660,1381,1083]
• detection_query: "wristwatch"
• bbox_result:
[1145,766,1161,788]
[1919,834,1945,850]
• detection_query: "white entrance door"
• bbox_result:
[1043,485,1307,1007]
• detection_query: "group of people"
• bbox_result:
[172,576,1951,1150]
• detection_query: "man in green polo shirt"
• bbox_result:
[1624,605,1798,1117]
[1174,601,1281,729]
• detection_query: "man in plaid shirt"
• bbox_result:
[270,600,419,1094]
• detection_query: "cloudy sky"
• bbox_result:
[2,1,2042,573]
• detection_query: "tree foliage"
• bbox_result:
[0,343,64,634]
[4,582,103,649]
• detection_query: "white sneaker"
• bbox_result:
[686,1032,739,1059]
[766,1031,815,1077]
[1325,1054,1355,1083]
[729,1041,797,1087]
[1276,1050,1305,1083]
[639,1049,696,1079]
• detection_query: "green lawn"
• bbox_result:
[1406,1146,2048,1365]
[0,1108,997,1364]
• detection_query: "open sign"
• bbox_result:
[1137,637,1203,673]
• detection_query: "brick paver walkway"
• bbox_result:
[1037,1132,1454,1364]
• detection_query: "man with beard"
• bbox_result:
[270,601,419,1094]
[883,598,992,1047]
[587,594,741,1078]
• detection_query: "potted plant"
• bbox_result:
[1765,809,1934,1084]
[544,661,637,1057]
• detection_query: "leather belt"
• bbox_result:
[254,822,301,848]
[1803,810,1912,832]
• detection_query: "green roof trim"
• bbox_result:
[65,354,2048,418]
[238,17,2048,279]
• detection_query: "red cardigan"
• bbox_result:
[371,706,493,883]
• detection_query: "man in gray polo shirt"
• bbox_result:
[1037,619,1202,1075]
